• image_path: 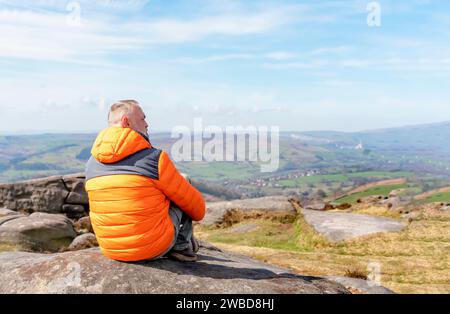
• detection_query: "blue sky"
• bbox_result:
[0,0,449,133]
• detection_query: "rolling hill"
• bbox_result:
[1,122,449,200]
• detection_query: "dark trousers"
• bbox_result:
[150,203,193,260]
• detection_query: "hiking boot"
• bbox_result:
[191,235,199,253]
[168,247,198,262]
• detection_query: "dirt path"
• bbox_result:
[414,187,450,200]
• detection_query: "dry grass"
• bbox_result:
[344,267,369,280]
[197,206,450,294]
[351,205,403,219]
[0,243,19,252]
[216,208,297,228]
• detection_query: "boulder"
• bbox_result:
[62,204,86,219]
[304,202,329,211]
[0,208,26,227]
[0,243,350,294]
[305,203,326,211]
[62,173,86,191]
[0,208,17,216]
[66,181,89,205]
[0,212,77,252]
[204,196,299,226]
[301,209,405,242]
[68,233,98,251]
[0,176,68,213]
[0,208,23,218]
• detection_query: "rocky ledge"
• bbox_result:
[0,242,350,294]
[0,173,88,218]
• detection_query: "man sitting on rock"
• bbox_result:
[85,100,205,262]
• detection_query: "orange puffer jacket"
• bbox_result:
[85,127,205,262]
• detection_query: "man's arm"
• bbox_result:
[154,150,206,221]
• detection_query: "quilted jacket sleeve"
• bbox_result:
[155,151,206,221]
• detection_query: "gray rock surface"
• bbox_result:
[0,212,77,252]
[304,202,327,211]
[62,173,86,191]
[66,181,89,205]
[0,176,69,213]
[204,196,298,226]
[301,209,405,242]
[0,173,89,219]
[0,243,350,294]
[62,204,86,219]
[68,233,98,251]
[0,208,21,217]
[0,208,26,226]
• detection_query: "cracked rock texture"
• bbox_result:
[0,242,350,294]
[0,173,88,215]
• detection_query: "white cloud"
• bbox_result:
[263,60,330,70]
[175,53,255,64]
[0,10,147,64]
[0,0,150,12]
[265,51,297,61]
[126,8,296,44]
[263,57,450,72]
[0,3,298,64]
[306,46,352,56]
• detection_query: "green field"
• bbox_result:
[179,161,260,181]
[335,183,408,204]
[278,171,412,188]
[423,192,450,204]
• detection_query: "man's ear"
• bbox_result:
[120,115,129,128]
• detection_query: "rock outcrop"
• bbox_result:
[301,209,405,242]
[0,173,88,216]
[203,196,299,226]
[0,174,89,252]
[0,176,300,229]
[68,233,98,251]
[0,242,350,294]
[0,212,76,252]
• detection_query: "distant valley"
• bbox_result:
[1,122,450,203]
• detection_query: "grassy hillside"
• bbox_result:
[1,122,450,201]
[335,183,408,204]
[197,206,450,294]
[422,192,450,204]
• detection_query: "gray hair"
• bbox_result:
[108,100,140,124]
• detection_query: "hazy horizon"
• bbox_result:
[1,119,449,136]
